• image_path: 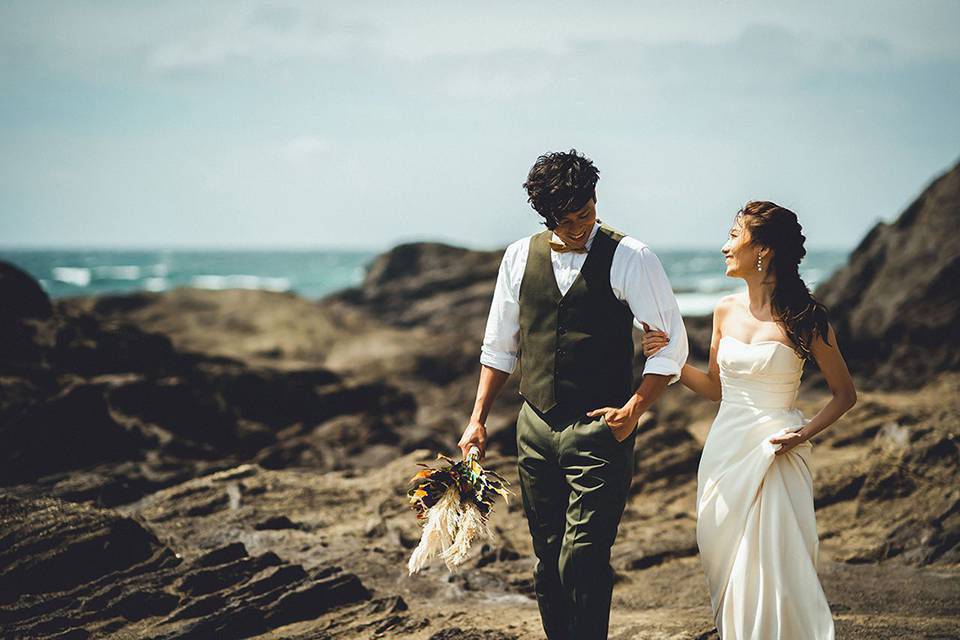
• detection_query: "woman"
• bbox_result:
[642,201,856,639]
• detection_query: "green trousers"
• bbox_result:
[516,399,637,640]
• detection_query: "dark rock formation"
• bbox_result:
[682,315,713,361]
[0,261,54,367]
[629,416,703,493]
[0,494,165,606]
[47,304,180,376]
[0,493,371,639]
[0,260,417,507]
[816,159,960,389]
[0,260,53,323]
[0,381,147,484]
[812,374,960,566]
[330,241,503,333]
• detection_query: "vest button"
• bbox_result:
[558,326,567,335]
[557,348,565,356]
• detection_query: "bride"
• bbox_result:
[641,201,857,639]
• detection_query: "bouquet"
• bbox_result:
[406,446,513,574]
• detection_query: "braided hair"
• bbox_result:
[739,201,831,362]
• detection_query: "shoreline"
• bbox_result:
[2,246,851,319]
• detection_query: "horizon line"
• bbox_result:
[0,242,856,253]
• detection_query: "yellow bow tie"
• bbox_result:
[548,240,589,254]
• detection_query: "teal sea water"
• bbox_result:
[0,248,849,317]
[656,249,849,315]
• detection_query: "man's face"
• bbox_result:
[553,197,597,248]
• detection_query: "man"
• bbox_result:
[458,149,689,640]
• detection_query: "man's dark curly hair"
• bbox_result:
[522,149,600,230]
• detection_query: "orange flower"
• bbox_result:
[409,469,434,482]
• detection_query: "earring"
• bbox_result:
[757,255,763,272]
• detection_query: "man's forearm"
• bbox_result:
[625,373,670,421]
[471,364,511,423]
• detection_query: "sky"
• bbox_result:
[2,1,959,252]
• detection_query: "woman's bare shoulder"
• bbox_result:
[714,292,744,317]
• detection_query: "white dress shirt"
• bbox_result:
[480,218,689,385]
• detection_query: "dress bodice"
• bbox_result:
[718,336,803,409]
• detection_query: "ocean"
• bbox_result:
[0,247,849,317]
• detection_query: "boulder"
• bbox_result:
[0,260,52,322]
[328,241,502,333]
[816,159,960,389]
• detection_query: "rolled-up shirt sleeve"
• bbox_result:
[616,243,689,384]
[479,247,521,374]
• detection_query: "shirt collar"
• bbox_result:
[550,218,602,251]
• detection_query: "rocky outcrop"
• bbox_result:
[816,159,960,389]
[329,241,503,333]
[0,381,147,485]
[0,492,372,639]
[811,374,960,566]
[0,261,53,323]
[0,261,55,367]
[0,494,165,606]
[0,261,418,507]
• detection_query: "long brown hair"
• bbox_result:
[739,201,830,362]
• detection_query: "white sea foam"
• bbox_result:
[52,267,91,287]
[149,263,170,277]
[94,265,141,280]
[191,275,235,290]
[676,292,724,317]
[801,268,823,287]
[190,274,291,292]
[144,277,168,292]
[694,276,733,293]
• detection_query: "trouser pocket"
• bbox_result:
[599,413,637,445]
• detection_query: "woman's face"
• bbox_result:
[722,214,762,278]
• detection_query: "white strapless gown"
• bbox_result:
[697,336,834,639]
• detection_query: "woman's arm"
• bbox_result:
[770,322,858,455]
[641,297,728,401]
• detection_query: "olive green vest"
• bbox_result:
[518,223,635,421]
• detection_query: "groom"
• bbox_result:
[458,149,689,639]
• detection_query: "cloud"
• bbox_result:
[2,1,958,250]
[3,1,954,80]
[280,136,332,161]
[145,5,375,72]
[439,60,559,100]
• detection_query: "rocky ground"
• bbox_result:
[3,378,957,639]
[1,162,959,638]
